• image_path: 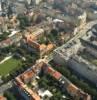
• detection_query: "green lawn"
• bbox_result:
[0,57,22,76]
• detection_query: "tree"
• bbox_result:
[51,29,58,35]
[4,91,16,100]
[70,75,78,83]
[17,14,30,29]
[2,75,11,83]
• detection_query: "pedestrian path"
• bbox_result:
[0,56,12,64]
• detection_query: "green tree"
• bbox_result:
[4,91,16,100]
[17,14,30,29]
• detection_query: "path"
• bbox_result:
[0,55,12,64]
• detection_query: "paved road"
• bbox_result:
[56,20,97,50]
[0,81,13,94]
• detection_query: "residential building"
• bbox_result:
[0,32,22,48]
[0,96,6,100]
[14,56,91,100]
[43,65,91,100]
[32,0,42,5]
[24,28,44,41]
[21,28,54,56]
[0,17,7,33]
[14,59,46,100]
[21,70,35,84]
[38,90,53,99]
[15,77,41,100]
[0,38,12,48]
[53,20,97,86]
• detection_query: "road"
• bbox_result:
[0,81,13,94]
[58,20,97,48]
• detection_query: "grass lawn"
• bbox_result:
[0,57,22,76]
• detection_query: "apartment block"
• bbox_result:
[53,20,97,86]
[43,65,91,100]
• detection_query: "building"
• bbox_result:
[0,38,12,48]
[21,70,35,84]
[0,96,6,100]
[0,17,7,33]
[26,0,32,5]
[0,32,22,48]
[14,56,91,100]
[53,40,97,86]
[0,1,2,11]
[53,20,97,86]
[32,0,42,5]
[15,77,41,100]
[24,28,44,41]
[21,28,54,56]
[43,64,91,100]
[14,59,46,100]
[38,89,53,99]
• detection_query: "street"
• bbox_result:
[0,81,13,94]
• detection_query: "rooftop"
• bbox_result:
[46,44,54,51]
[21,70,35,82]
[0,96,6,100]
[73,55,97,72]
[54,20,97,70]
[67,84,78,95]
[22,85,41,100]
[43,64,91,100]
[25,34,37,43]
[39,44,47,51]
[15,75,41,100]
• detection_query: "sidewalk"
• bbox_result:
[0,56,12,65]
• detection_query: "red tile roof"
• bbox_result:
[21,70,35,82]
[67,83,78,95]
[46,44,54,51]
[52,71,62,80]
[39,44,47,51]
[46,67,55,75]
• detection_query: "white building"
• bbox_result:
[32,0,42,5]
